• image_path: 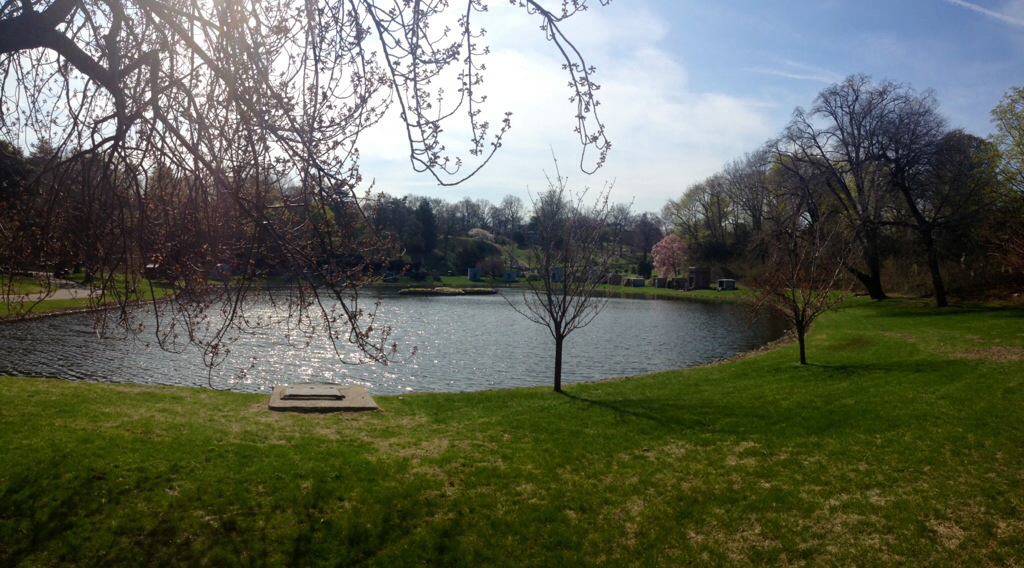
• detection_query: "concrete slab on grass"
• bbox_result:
[269,384,379,413]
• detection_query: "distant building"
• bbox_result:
[688,267,711,290]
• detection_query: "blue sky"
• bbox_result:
[358,0,1024,212]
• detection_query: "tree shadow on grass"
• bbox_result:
[788,359,968,386]
[556,388,865,440]
[556,390,737,432]
[0,470,122,566]
[553,356,981,440]
[871,303,1023,319]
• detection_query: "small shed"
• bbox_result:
[468,268,482,282]
[689,267,711,290]
[717,278,737,291]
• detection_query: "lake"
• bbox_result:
[0,292,786,394]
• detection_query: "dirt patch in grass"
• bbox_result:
[952,346,1024,362]
[829,337,873,351]
[723,520,777,563]
[725,441,761,467]
[928,519,966,549]
[880,331,917,342]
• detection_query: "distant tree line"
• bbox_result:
[342,192,664,277]
[0,143,669,283]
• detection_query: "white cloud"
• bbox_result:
[356,2,775,212]
[750,60,844,84]
[942,0,1024,28]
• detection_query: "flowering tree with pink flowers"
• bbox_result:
[652,234,688,277]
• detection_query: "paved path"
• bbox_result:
[4,276,99,302]
[14,288,98,301]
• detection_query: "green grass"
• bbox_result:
[0,275,49,295]
[598,284,745,302]
[2,298,1024,565]
[1,276,175,318]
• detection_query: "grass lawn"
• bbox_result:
[0,275,48,296]
[1,277,175,318]
[2,298,1023,565]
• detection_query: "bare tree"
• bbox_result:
[631,212,663,261]
[0,0,611,371]
[886,128,1000,307]
[749,217,851,366]
[723,144,773,234]
[779,75,906,300]
[749,197,851,366]
[662,174,736,262]
[607,202,635,255]
[506,163,616,392]
[493,194,526,238]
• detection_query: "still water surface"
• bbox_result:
[0,293,785,394]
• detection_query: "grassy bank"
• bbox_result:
[1,275,175,318]
[2,298,1023,565]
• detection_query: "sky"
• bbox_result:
[357,0,1024,213]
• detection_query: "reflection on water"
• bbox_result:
[0,292,786,394]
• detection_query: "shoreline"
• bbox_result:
[0,286,782,397]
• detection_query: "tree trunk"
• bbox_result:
[922,230,948,308]
[862,270,886,301]
[851,227,887,300]
[797,326,807,365]
[849,266,886,301]
[850,248,887,299]
[553,335,563,392]
[864,237,887,300]
[443,233,450,271]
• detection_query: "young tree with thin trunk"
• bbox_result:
[506,163,617,392]
[749,216,851,366]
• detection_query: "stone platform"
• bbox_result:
[269,384,379,413]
